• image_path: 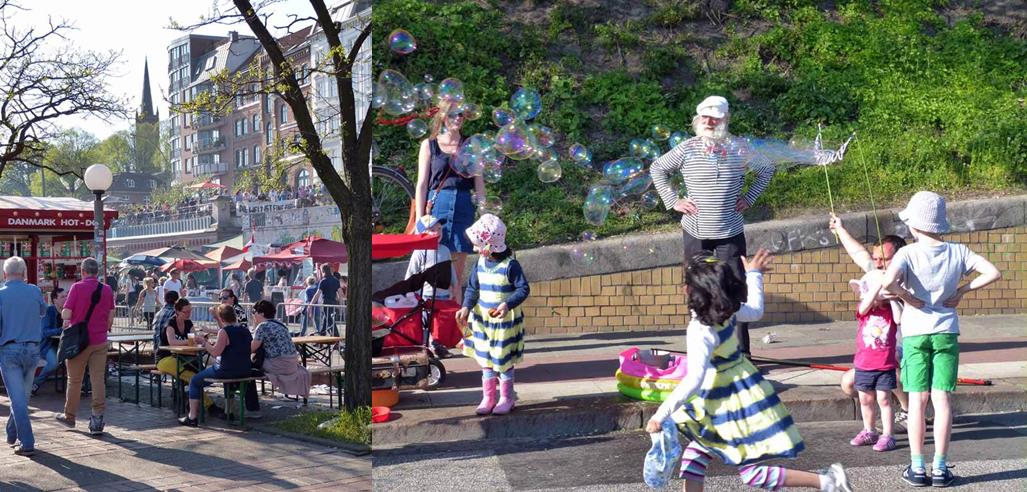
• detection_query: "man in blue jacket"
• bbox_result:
[32,288,66,395]
[0,257,47,456]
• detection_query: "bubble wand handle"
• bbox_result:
[854,135,883,249]
[823,163,839,241]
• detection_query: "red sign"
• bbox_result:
[0,210,116,231]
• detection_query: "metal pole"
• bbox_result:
[94,191,105,281]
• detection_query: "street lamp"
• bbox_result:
[84,164,113,280]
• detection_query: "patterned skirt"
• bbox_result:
[461,305,524,373]
[672,357,804,466]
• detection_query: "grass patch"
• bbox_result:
[271,407,371,446]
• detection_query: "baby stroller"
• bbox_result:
[371,233,463,391]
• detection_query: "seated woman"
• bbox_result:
[33,288,66,395]
[156,299,225,418]
[179,304,255,426]
[209,288,249,332]
[251,300,310,399]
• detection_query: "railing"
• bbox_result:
[194,113,223,129]
[108,215,214,239]
[276,301,346,337]
[194,137,226,153]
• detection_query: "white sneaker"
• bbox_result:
[821,463,853,492]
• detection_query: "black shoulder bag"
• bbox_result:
[57,283,103,364]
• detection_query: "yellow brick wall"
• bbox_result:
[520,225,1027,335]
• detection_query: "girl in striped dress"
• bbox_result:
[645,249,852,491]
[455,214,530,415]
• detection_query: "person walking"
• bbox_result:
[649,95,776,358]
[0,257,47,456]
[54,258,115,436]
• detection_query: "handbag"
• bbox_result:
[643,418,682,489]
[57,283,104,364]
[424,165,452,216]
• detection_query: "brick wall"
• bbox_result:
[519,225,1027,335]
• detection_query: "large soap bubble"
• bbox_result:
[463,103,482,121]
[388,29,417,55]
[528,124,555,148]
[378,69,416,116]
[669,131,690,148]
[570,245,597,266]
[641,190,661,209]
[494,121,536,160]
[641,139,662,161]
[618,172,653,197]
[602,158,645,186]
[452,134,492,177]
[537,159,562,183]
[651,125,671,141]
[478,196,504,215]
[371,82,387,109]
[492,108,515,128]
[483,163,503,184]
[629,139,647,158]
[583,184,614,226]
[568,143,592,166]
[437,78,465,103]
[413,82,435,102]
[406,119,428,139]
[510,87,542,120]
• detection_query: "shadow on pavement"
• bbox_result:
[21,450,161,491]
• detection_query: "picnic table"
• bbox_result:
[158,345,208,417]
[292,335,342,368]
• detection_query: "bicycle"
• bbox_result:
[371,164,415,234]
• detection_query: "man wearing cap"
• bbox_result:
[650,95,776,356]
[406,215,460,357]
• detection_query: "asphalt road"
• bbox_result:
[372,412,1027,491]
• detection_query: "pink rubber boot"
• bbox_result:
[492,378,516,415]
[476,377,498,415]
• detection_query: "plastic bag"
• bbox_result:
[643,418,682,489]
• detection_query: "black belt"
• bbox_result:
[1,340,38,346]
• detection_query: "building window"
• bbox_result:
[296,169,309,188]
[300,64,309,85]
[253,114,260,131]
[265,122,272,145]
[264,94,272,113]
[126,179,135,189]
[253,145,261,165]
[279,104,288,124]
[242,118,248,135]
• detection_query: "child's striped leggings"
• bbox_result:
[680,442,786,490]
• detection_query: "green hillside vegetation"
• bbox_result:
[372,0,1027,248]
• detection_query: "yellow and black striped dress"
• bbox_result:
[462,256,525,373]
[671,316,805,466]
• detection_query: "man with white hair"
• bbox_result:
[650,96,776,357]
[0,256,47,456]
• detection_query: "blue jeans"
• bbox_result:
[1,342,39,449]
[428,188,475,253]
[189,366,260,411]
[299,308,321,337]
[33,347,57,389]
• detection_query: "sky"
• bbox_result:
[12,0,315,139]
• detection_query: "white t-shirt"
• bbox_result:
[163,279,183,296]
[888,242,983,336]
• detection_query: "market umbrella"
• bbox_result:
[159,258,217,273]
[188,181,226,190]
[138,245,211,262]
[223,258,251,271]
[121,254,167,267]
[253,237,348,267]
[204,246,242,262]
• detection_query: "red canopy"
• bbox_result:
[372,233,440,260]
[159,258,217,273]
[223,258,251,271]
[253,237,348,266]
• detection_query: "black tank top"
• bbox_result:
[428,139,475,191]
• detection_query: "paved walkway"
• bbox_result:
[0,392,369,491]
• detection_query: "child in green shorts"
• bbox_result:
[880,191,1002,488]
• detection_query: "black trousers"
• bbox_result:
[682,229,751,355]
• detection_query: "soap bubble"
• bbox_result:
[378,69,416,116]
[478,196,503,215]
[388,29,417,55]
[483,164,503,184]
[494,121,536,160]
[568,143,592,166]
[413,82,434,102]
[371,82,387,109]
[583,184,614,226]
[406,119,428,139]
[437,78,465,103]
[536,159,562,183]
[452,134,492,177]
[602,158,645,186]
[510,87,542,120]
[651,125,671,141]
[463,103,482,121]
[580,230,597,242]
[570,245,597,266]
[492,108,515,128]
[423,74,434,83]
[641,190,661,209]
[528,124,555,148]
[669,131,689,148]
[629,139,647,158]
[618,172,653,197]
[642,139,662,161]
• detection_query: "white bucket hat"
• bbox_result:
[898,191,950,234]
[696,96,729,119]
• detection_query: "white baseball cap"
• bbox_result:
[696,96,729,118]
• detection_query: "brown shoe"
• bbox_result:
[54,414,75,429]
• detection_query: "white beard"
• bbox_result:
[693,118,729,142]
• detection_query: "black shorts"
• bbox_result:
[854,368,897,391]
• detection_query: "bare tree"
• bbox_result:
[175,0,372,409]
[0,1,129,179]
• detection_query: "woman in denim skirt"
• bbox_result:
[414,100,486,286]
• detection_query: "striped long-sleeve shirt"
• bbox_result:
[649,136,776,239]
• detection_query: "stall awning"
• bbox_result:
[0,196,118,231]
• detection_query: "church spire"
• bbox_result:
[139,58,155,120]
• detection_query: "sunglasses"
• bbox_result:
[219,296,232,300]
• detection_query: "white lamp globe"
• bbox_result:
[84,164,113,192]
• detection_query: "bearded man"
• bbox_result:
[649,96,776,357]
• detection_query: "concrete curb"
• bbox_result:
[252,423,371,456]
[371,381,1027,448]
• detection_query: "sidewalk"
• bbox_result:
[0,391,370,491]
[373,314,1027,447]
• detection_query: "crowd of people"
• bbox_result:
[112,199,215,227]
[233,184,332,213]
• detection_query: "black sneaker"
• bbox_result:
[13,445,36,457]
[88,415,105,436]
[902,465,929,487]
[931,468,955,487]
[178,416,198,427]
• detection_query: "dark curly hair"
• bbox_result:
[684,252,747,327]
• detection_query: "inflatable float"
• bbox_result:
[616,347,687,402]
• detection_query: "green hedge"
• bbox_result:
[373,0,1027,248]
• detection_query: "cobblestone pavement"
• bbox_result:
[0,391,369,491]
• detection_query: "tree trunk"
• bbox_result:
[341,188,372,410]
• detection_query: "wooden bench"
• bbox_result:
[119,364,159,405]
[206,377,263,426]
[306,366,344,409]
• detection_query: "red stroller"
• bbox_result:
[372,233,463,390]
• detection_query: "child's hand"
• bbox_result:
[645,417,662,434]
[899,290,927,309]
[741,248,774,273]
[489,303,509,318]
[455,307,469,326]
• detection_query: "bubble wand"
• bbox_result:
[812,125,853,240]
[854,134,883,250]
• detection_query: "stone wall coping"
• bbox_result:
[372,194,1027,290]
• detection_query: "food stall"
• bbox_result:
[0,196,118,296]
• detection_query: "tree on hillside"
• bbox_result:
[175,0,373,409]
[0,1,129,180]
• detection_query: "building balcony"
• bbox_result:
[109,215,214,239]
[194,137,226,154]
[194,162,227,175]
[194,113,223,130]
